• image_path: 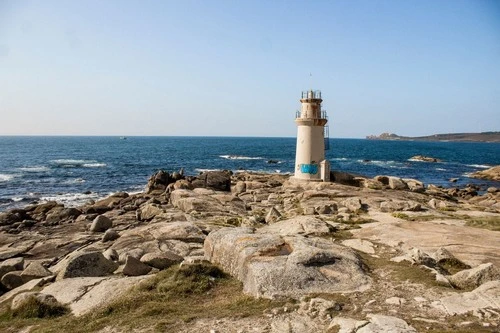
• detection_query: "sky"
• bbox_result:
[0,0,499,138]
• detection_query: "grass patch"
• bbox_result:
[465,216,500,231]
[357,252,445,289]
[391,213,445,222]
[11,296,68,319]
[0,263,284,333]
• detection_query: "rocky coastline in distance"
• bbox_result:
[0,167,499,332]
[366,131,500,142]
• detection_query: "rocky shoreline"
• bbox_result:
[0,168,499,332]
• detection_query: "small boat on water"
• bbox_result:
[120,136,127,140]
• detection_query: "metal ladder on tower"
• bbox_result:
[324,125,330,150]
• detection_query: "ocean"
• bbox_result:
[0,136,499,212]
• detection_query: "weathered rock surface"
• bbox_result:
[140,251,183,270]
[260,216,331,236]
[21,262,52,280]
[205,227,371,299]
[470,165,500,181]
[56,251,119,279]
[0,257,24,277]
[122,255,152,276]
[342,239,375,254]
[410,155,442,163]
[433,280,500,316]
[448,262,500,289]
[41,276,146,316]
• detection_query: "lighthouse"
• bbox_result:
[293,90,330,182]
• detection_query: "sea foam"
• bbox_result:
[219,155,264,160]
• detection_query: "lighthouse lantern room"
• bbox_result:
[293,90,330,182]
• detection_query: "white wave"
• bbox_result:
[234,169,291,175]
[11,197,24,202]
[18,166,50,172]
[195,168,222,173]
[332,157,348,161]
[40,192,101,207]
[0,174,14,182]
[435,168,448,171]
[467,164,490,169]
[219,155,264,160]
[51,159,91,165]
[83,163,107,168]
[63,178,86,184]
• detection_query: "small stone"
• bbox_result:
[385,297,406,305]
[90,215,113,232]
[102,229,120,242]
[1,271,24,289]
[103,248,119,261]
[265,207,281,223]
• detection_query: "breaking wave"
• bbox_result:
[50,159,107,168]
[466,164,490,169]
[18,166,50,172]
[0,174,15,182]
[40,192,102,207]
[219,155,264,160]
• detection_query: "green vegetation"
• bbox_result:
[10,296,68,319]
[0,263,285,333]
[465,216,500,231]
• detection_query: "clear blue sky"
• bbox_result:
[1,0,499,137]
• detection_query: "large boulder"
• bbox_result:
[191,171,231,191]
[11,292,61,312]
[388,177,408,190]
[21,262,53,280]
[146,222,206,243]
[56,251,119,280]
[140,252,183,270]
[41,276,147,317]
[448,263,500,289]
[410,155,442,163]
[0,257,24,277]
[145,170,171,194]
[204,227,371,299]
[1,271,25,289]
[122,256,152,276]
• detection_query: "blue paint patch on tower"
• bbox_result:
[300,164,318,174]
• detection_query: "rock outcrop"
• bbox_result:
[470,165,500,181]
[204,227,371,299]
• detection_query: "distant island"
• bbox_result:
[366,131,500,142]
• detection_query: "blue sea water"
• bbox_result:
[0,136,499,211]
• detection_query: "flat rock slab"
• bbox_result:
[41,276,147,316]
[341,239,375,254]
[353,212,500,267]
[331,314,417,333]
[204,227,371,299]
[432,280,500,316]
[259,216,331,236]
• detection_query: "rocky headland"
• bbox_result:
[0,168,499,332]
[366,131,500,143]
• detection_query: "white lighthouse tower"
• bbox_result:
[293,90,330,182]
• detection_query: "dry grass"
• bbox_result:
[465,216,500,231]
[0,263,285,333]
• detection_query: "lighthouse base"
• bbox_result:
[292,160,331,182]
